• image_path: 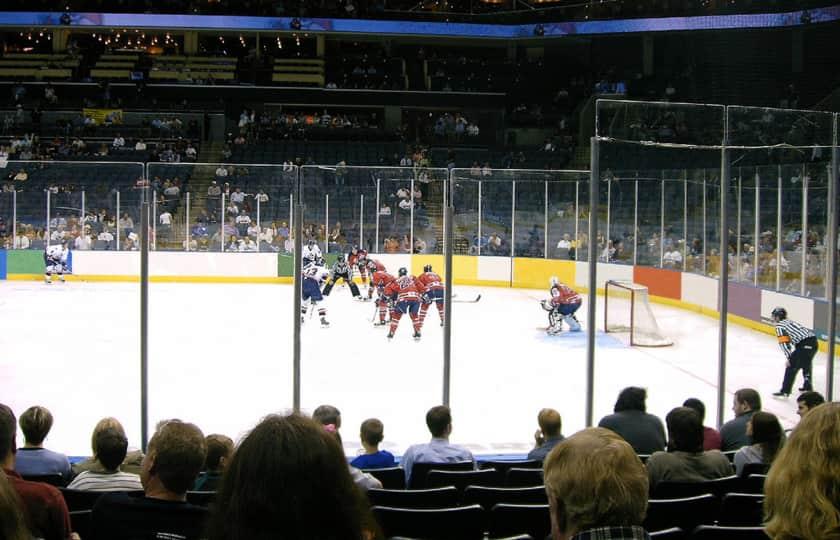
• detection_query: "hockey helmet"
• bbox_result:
[549,276,559,287]
[367,259,378,271]
[351,244,359,253]
[335,253,344,261]
[307,239,316,246]
[771,307,787,321]
[398,267,408,277]
[423,264,433,273]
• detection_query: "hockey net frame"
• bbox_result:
[604,280,673,347]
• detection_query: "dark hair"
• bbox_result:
[94,427,128,471]
[734,388,761,411]
[360,419,384,447]
[207,414,377,540]
[796,391,825,410]
[426,406,452,438]
[682,398,706,423]
[19,406,53,445]
[312,405,341,429]
[750,411,783,465]
[204,434,234,472]
[614,387,647,413]
[665,407,704,453]
[148,420,206,495]
[0,404,16,459]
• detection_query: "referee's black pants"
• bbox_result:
[780,336,817,393]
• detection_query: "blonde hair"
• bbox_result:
[544,427,648,535]
[764,402,840,540]
[90,417,126,454]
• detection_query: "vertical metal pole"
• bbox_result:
[116,191,121,251]
[702,172,707,274]
[324,194,329,255]
[511,180,516,257]
[443,172,454,406]
[574,180,579,261]
[359,194,364,251]
[683,170,688,272]
[410,175,415,254]
[256,197,261,253]
[777,167,783,291]
[736,173,742,281]
[586,137,599,428]
[152,191,157,251]
[825,136,838,400]
[140,182,149,452]
[544,180,549,259]
[755,171,760,287]
[185,192,191,252]
[717,115,731,430]
[375,178,381,253]
[289,192,294,244]
[606,177,611,261]
[12,190,16,249]
[46,190,51,248]
[659,174,665,268]
[477,181,482,256]
[801,165,808,296]
[633,178,639,266]
[81,190,86,229]
[293,167,303,412]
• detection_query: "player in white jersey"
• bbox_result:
[301,263,331,326]
[302,240,323,267]
[44,242,70,284]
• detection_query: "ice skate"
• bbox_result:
[387,331,394,339]
[413,331,421,341]
[320,317,330,327]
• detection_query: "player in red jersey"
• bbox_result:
[383,267,426,340]
[366,258,387,299]
[348,245,369,285]
[540,276,582,334]
[416,264,445,328]
[370,267,397,326]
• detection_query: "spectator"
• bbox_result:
[92,420,208,540]
[230,187,246,205]
[207,181,221,198]
[66,426,142,491]
[215,165,228,179]
[72,417,144,476]
[14,406,71,483]
[528,408,565,462]
[235,210,251,237]
[135,139,147,151]
[733,411,783,477]
[683,398,721,450]
[646,407,732,491]
[0,403,74,540]
[796,391,825,419]
[544,427,649,540]
[764,402,839,540]
[311,405,382,491]
[112,134,125,148]
[119,212,134,236]
[0,468,29,540]
[207,414,378,540]
[598,387,666,455]
[720,388,761,451]
[401,405,474,484]
[193,434,233,491]
[350,418,396,470]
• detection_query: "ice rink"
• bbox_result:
[0,279,827,459]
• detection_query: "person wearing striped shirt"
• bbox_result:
[66,427,142,491]
[771,307,817,398]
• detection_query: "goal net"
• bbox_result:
[604,280,673,347]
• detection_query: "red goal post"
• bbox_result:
[604,280,673,347]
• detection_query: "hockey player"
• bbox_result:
[301,263,330,327]
[322,253,361,298]
[370,267,397,326]
[302,239,323,267]
[44,242,69,284]
[417,264,445,328]
[366,258,387,299]
[347,245,369,285]
[383,267,426,340]
[540,276,582,334]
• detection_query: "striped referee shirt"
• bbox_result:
[775,319,815,359]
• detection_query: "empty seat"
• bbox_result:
[69,510,92,540]
[426,468,502,492]
[479,460,541,474]
[505,468,543,488]
[363,466,406,489]
[689,525,769,539]
[742,474,766,494]
[409,461,473,490]
[371,504,485,540]
[367,487,458,509]
[644,494,718,532]
[739,463,770,477]
[488,503,551,540]
[60,489,143,511]
[650,527,686,539]
[462,485,547,510]
[22,473,65,487]
[653,476,742,500]
[185,491,216,506]
[718,493,764,527]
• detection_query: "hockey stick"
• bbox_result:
[452,294,482,303]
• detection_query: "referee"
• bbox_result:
[771,307,817,397]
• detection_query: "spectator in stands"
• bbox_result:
[350,418,396,470]
[66,426,142,491]
[44,84,58,106]
[528,408,565,462]
[14,406,71,483]
[764,402,839,540]
[663,245,683,268]
[311,405,382,490]
[73,417,144,476]
[401,405,474,484]
[733,411,783,477]
[796,391,825,420]
[134,139,147,151]
[207,181,221,199]
[92,420,208,540]
[112,133,125,149]
[0,403,74,540]
[235,210,251,237]
[682,398,721,450]
[0,468,29,540]
[598,387,666,455]
[215,165,229,179]
[720,388,761,451]
[119,212,134,237]
[230,187,246,205]
[544,427,649,540]
[645,407,732,491]
[184,143,197,161]
[193,434,233,491]
[207,414,378,540]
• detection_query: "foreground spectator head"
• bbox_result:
[313,404,342,429]
[0,404,16,466]
[682,398,706,423]
[203,434,234,473]
[748,412,783,460]
[19,406,53,446]
[796,391,825,419]
[665,407,703,453]
[141,420,206,498]
[208,413,376,540]
[764,402,840,540]
[733,388,761,416]
[94,427,129,472]
[544,427,648,540]
[426,405,452,438]
[614,387,647,413]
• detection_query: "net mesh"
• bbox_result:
[605,280,673,347]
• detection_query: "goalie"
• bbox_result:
[44,242,70,284]
[322,253,361,298]
[541,276,582,334]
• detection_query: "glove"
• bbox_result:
[421,293,431,304]
[540,299,554,312]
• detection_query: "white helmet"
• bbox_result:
[549,276,559,287]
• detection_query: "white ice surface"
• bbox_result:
[0,280,831,459]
